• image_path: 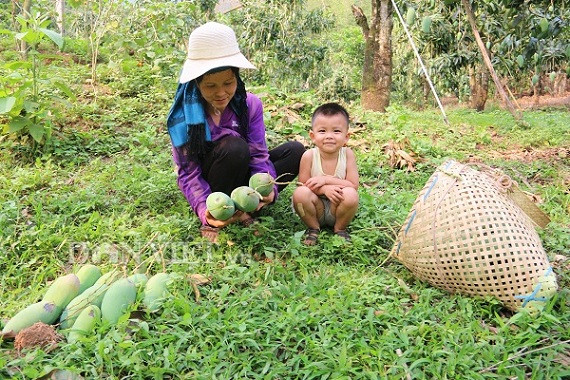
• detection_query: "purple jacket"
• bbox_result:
[172,93,277,225]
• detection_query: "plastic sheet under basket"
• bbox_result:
[391,160,557,314]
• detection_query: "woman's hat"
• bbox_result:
[179,22,256,83]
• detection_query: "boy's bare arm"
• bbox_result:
[344,148,359,189]
[297,150,313,184]
[308,177,353,189]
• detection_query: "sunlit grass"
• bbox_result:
[1,88,568,378]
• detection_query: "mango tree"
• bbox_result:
[352,0,393,112]
[501,1,569,102]
[232,0,334,92]
[399,0,568,112]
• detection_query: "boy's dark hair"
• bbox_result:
[311,102,350,127]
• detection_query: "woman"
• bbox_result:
[167,22,304,242]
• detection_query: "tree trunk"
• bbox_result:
[469,64,489,111]
[11,0,18,32]
[18,0,32,59]
[533,78,541,107]
[56,0,65,36]
[423,77,430,105]
[461,0,521,120]
[352,0,393,112]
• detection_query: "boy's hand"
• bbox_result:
[205,209,244,228]
[304,176,327,191]
[324,185,344,205]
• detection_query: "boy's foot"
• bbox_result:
[200,225,219,244]
[303,228,320,246]
[334,230,351,243]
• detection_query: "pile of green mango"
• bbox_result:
[1,264,172,343]
[206,173,275,219]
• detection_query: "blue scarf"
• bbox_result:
[166,82,212,148]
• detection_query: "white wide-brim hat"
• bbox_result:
[179,22,256,83]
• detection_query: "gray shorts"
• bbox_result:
[317,196,336,227]
[293,196,335,227]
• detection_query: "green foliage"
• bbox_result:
[313,27,363,102]
[101,0,201,85]
[0,1,568,378]
[230,0,335,91]
[0,13,74,149]
[1,90,569,377]
[393,0,570,105]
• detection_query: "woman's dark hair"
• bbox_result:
[183,66,249,161]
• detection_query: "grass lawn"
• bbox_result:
[0,84,568,378]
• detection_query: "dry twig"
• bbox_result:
[396,348,412,380]
[479,339,570,373]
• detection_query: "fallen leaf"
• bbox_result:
[479,320,499,334]
[554,352,570,366]
[189,274,211,285]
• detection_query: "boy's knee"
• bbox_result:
[293,185,312,201]
[342,187,359,205]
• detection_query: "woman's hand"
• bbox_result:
[256,189,275,211]
[205,209,244,228]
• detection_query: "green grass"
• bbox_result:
[308,0,370,26]
[1,81,569,378]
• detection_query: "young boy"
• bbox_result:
[293,103,359,245]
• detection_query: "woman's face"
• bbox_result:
[197,68,237,115]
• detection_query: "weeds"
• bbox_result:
[1,79,569,379]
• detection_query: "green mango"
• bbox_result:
[67,305,101,343]
[249,173,275,197]
[59,281,110,329]
[231,186,261,213]
[539,18,549,33]
[422,16,432,34]
[101,278,137,324]
[143,273,171,313]
[549,72,556,82]
[206,192,235,221]
[75,264,102,294]
[2,301,62,336]
[42,274,81,309]
[405,8,416,26]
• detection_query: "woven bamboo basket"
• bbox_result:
[391,160,557,314]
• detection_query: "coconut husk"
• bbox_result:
[14,322,62,354]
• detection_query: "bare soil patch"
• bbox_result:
[514,92,570,109]
[441,92,570,110]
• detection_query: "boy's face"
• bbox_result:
[310,113,350,154]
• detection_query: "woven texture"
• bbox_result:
[391,160,557,314]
